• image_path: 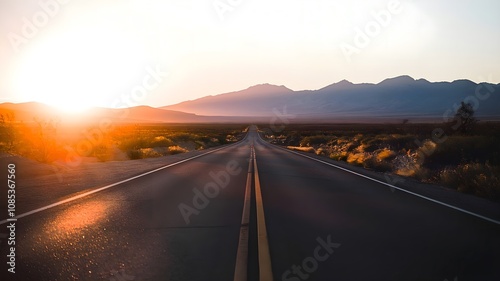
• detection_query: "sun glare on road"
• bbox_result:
[47,201,111,235]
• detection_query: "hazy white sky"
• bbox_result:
[1,0,499,111]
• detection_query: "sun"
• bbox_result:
[13,26,147,113]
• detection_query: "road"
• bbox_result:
[1,126,500,280]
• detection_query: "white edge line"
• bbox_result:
[258,135,500,226]
[0,141,242,225]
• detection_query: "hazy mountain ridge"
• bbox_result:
[2,76,500,124]
[0,103,205,123]
[162,76,500,121]
[0,102,269,124]
[166,83,295,116]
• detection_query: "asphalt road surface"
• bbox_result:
[1,126,499,281]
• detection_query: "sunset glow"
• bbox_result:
[1,0,499,109]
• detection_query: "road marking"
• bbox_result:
[253,146,274,281]
[0,141,243,225]
[233,146,253,281]
[262,137,500,226]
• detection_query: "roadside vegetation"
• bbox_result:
[261,122,500,202]
[0,115,246,163]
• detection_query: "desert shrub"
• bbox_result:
[140,148,162,158]
[360,135,383,152]
[268,123,500,202]
[428,136,500,166]
[93,143,114,162]
[27,118,61,163]
[287,146,315,153]
[226,134,239,143]
[413,166,431,181]
[0,113,17,152]
[362,154,393,172]
[379,134,417,150]
[119,137,150,151]
[169,133,196,142]
[315,147,329,156]
[168,145,189,155]
[127,148,163,159]
[150,136,174,147]
[377,149,396,161]
[194,141,205,150]
[393,154,419,176]
[300,135,332,147]
[440,163,500,201]
[127,149,143,160]
[347,152,368,166]
[330,152,348,161]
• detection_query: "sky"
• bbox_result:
[0,0,499,112]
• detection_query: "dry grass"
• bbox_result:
[1,119,246,162]
[168,145,189,155]
[440,163,500,200]
[287,146,316,153]
[264,123,500,202]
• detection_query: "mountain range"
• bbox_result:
[162,75,500,122]
[2,76,499,123]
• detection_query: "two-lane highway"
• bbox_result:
[1,126,499,280]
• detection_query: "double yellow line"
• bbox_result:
[234,144,274,281]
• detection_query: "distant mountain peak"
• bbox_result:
[335,79,354,86]
[416,78,431,84]
[245,83,292,92]
[451,79,477,86]
[318,79,355,91]
[379,75,416,85]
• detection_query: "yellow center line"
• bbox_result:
[254,146,274,281]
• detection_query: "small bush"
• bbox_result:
[439,163,500,201]
[300,135,332,147]
[287,146,315,153]
[347,152,367,166]
[330,152,348,161]
[127,149,143,160]
[168,145,189,155]
[93,143,114,162]
[377,149,396,161]
[150,136,174,147]
[140,148,162,158]
[315,147,329,156]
